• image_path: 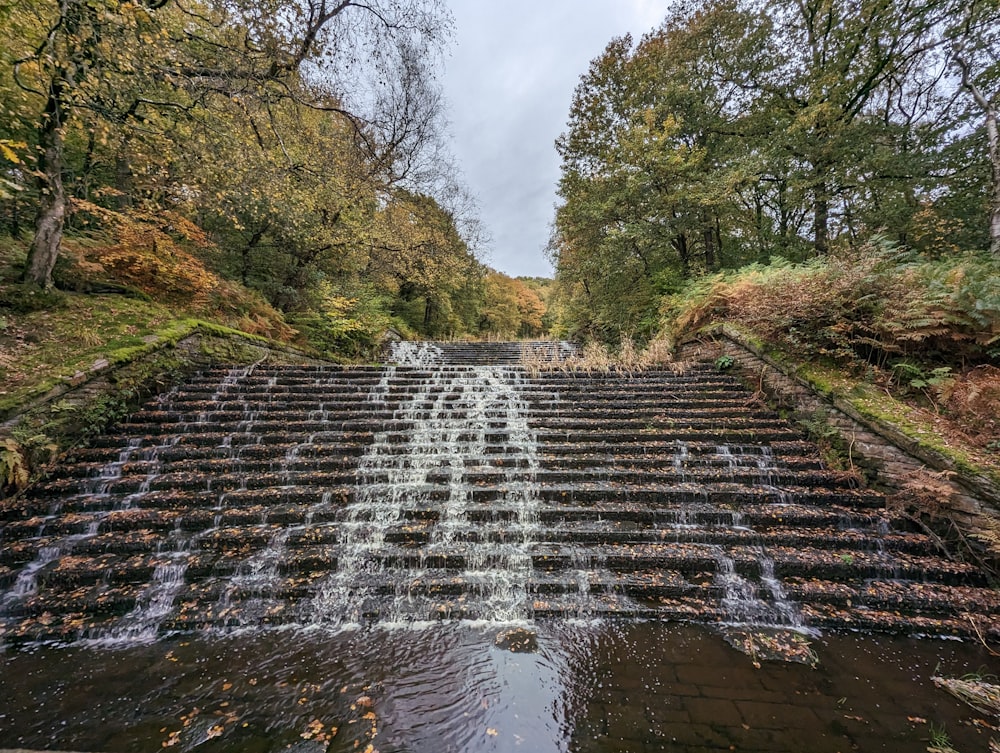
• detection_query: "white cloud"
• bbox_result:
[442,0,674,277]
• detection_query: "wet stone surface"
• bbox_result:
[0,622,996,752]
[2,345,997,641]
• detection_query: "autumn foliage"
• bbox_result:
[62,202,295,340]
[662,246,1000,446]
[0,0,551,358]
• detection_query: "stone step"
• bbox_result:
[31,462,853,496]
[8,533,980,597]
[2,344,992,644]
[104,415,803,440]
[7,589,997,647]
[534,428,805,444]
[1,499,906,557]
[0,511,908,565]
[8,537,985,619]
[0,481,884,537]
[121,405,792,427]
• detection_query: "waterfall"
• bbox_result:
[709,444,804,629]
[308,347,540,626]
[84,365,259,643]
[4,346,992,647]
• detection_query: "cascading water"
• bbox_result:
[308,342,542,625]
[3,345,999,753]
[87,364,265,643]
[2,342,992,654]
[707,444,804,629]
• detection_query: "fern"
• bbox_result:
[0,438,29,492]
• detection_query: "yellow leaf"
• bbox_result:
[0,140,24,164]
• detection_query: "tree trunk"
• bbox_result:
[23,83,67,288]
[114,156,134,209]
[956,53,1000,255]
[241,224,270,285]
[702,212,716,270]
[813,173,829,255]
[715,215,723,267]
[777,179,790,253]
[991,119,1000,255]
[672,232,690,276]
[77,131,96,200]
[983,107,1000,255]
[423,296,435,330]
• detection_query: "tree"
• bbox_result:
[550,0,1000,340]
[190,93,380,311]
[764,0,959,254]
[952,1,1000,254]
[515,280,546,336]
[552,4,769,340]
[365,190,481,337]
[8,0,452,288]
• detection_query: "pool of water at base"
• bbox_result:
[0,622,997,753]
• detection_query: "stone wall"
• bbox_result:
[678,328,999,531]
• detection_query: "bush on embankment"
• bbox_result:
[662,244,1000,449]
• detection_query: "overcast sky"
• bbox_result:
[441,0,673,279]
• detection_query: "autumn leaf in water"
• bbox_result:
[161,730,181,748]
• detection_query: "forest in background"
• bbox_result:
[549,0,1000,349]
[2,0,999,373]
[0,0,547,356]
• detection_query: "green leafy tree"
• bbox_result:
[550,0,1000,340]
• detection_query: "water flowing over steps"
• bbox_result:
[1,341,997,645]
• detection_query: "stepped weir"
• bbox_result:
[1,340,998,641]
[2,341,999,753]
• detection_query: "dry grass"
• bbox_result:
[972,514,1000,565]
[519,337,686,376]
[932,676,1000,719]
[940,366,1000,447]
[889,469,1000,577]
[666,247,1000,369]
[63,201,295,341]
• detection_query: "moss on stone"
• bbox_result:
[749,341,1000,490]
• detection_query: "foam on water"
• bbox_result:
[308,349,542,625]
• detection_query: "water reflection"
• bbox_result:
[0,622,994,752]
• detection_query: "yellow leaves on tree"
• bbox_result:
[516,284,546,335]
[481,271,547,337]
[909,202,965,257]
[0,138,26,198]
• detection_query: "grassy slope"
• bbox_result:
[2,293,183,413]
[0,228,304,421]
[717,323,1000,490]
[661,250,1000,493]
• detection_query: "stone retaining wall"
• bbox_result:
[678,328,999,531]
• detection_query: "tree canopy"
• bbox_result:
[550,0,1000,342]
[0,0,548,350]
